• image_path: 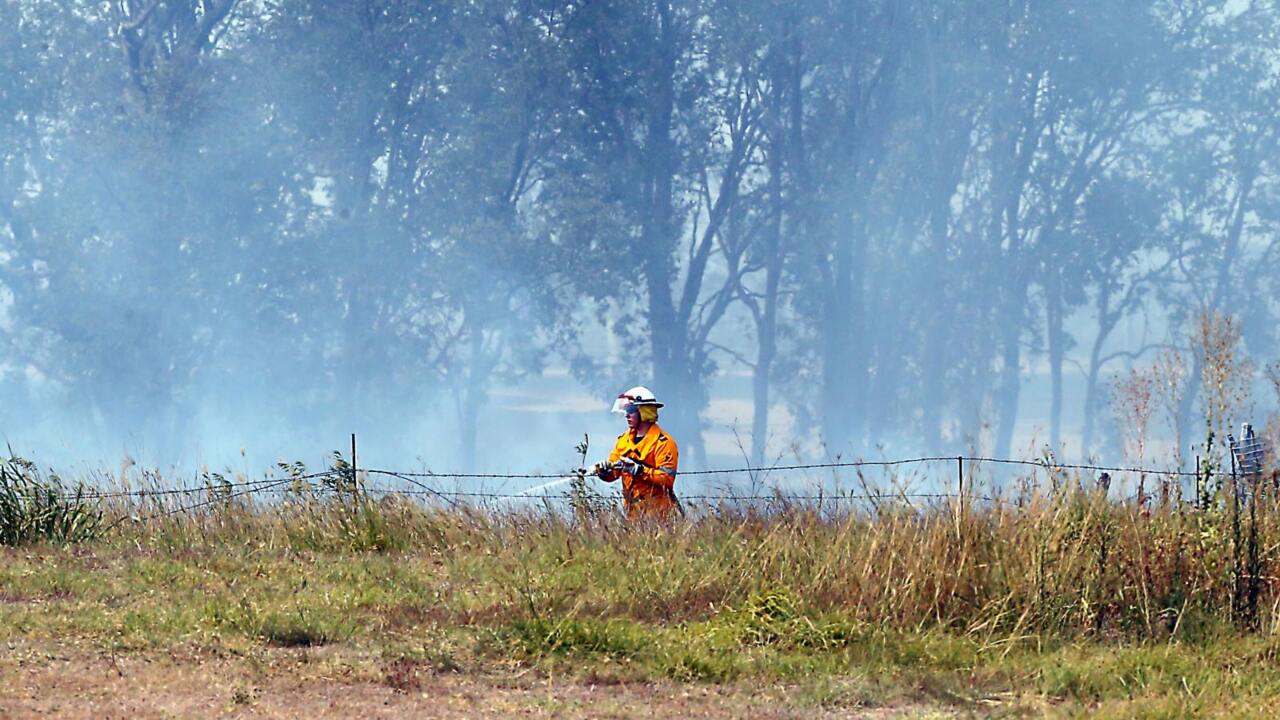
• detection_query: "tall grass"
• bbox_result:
[84,469,1280,643]
[12,465,1280,715]
[0,456,101,545]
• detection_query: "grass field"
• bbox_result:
[4,461,1280,717]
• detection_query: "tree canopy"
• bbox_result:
[4,0,1280,471]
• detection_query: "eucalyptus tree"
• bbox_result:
[243,0,459,430]
[0,0,264,455]
[949,1,1179,458]
[0,0,76,423]
[541,0,770,467]
[1157,1,1280,452]
[720,0,908,458]
[242,0,577,467]
[1076,177,1167,455]
[713,0,802,466]
[902,4,988,453]
[403,0,578,468]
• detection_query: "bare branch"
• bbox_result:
[119,0,162,34]
[192,0,241,53]
[1099,343,1178,368]
[706,341,756,370]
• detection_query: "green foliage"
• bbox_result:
[711,588,860,651]
[257,606,353,647]
[502,617,646,660]
[0,457,101,546]
[323,451,361,497]
[658,648,741,683]
[12,495,1280,714]
[281,496,416,553]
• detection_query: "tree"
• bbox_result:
[544,0,768,467]
[2,1,262,456]
[1157,2,1280,456]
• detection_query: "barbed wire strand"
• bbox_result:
[101,477,316,532]
[961,456,1211,478]
[69,470,341,501]
[361,455,1223,482]
[16,453,1239,527]
[353,485,1157,508]
[368,469,463,509]
[85,478,1172,528]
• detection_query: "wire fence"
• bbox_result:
[55,453,1256,525]
[66,470,338,501]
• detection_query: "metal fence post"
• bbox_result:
[1195,455,1201,510]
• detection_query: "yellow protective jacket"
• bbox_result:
[604,423,680,519]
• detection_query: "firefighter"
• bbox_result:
[591,386,681,520]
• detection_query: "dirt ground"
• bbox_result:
[0,642,957,719]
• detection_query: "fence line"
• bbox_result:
[361,454,1225,481]
[363,484,1169,506]
[166,483,1156,511]
[354,485,1005,504]
[101,477,301,532]
[359,456,963,480]
[11,454,1242,520]
[66,470,340,501]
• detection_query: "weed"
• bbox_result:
[382,657,424,693]
[502,617,646,660]
[0,457,101,546]
[659,648,740,682]
[258,606,350,647]
[711,588,859,650]
[229,687,256,706]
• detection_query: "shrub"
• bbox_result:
[0,457,101,546]
[258,606,352,647]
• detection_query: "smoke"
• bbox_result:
[3,0,1280,497]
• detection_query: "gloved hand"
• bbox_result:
[615,457,642,477]
[592,461,612,479]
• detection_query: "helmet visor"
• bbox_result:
[611,391,663,413]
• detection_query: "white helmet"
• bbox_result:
[611,386,664,414]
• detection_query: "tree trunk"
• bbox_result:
[1081,283,1118,456]
[752,91,785,467]
[821,226,856,455]
[456,328,490,471]
[1081,332,1107,456]
[919,130,968,452]
[994,273,1027,460]
[1175,169,1254,461]
[751,328,775,466]
[640,1,703,467]
[1046,267,1065,452]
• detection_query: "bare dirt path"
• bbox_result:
[0,643,956,719]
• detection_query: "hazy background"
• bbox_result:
[4,0,1280,489]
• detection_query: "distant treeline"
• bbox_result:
[3,1,1279,467]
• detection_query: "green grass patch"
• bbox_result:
[258,606,352,647]
[0,458,101,546]
[7,494,1280,715]
[502,616,647,659]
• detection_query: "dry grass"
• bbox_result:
[81,475,1280,643]
[5,470,1280,716]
